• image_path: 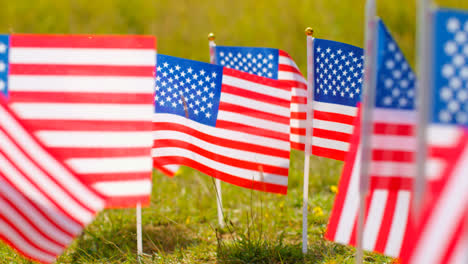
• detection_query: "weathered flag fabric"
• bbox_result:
[214,46,308,151]
[3,34,156,207]
[401,9,468,264]
[153,55,291,194]
[326,20,416,257]
[0,95,104,263]
[312,39,364,161]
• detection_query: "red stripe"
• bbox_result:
[153,122,290,158]
[278,50,290,57]
[8,91,153,104]
[278,64,302,75]
[18,120,151,131]
[216,119,290,142]
[314,110,356,125]
[154,156,287,194]
[291,142,305,151]
[370,177,413,191]
[219,102,289,125]
[442,208,468,263]
[312,146,347,161]
[374,191,399,253]
[221,84,291,108]
[291,112,306,120]
[10,64,154,77]
[11,34,156,49]
[153,161,176,177]
[104,195,150,209]
[349,189,374,247]
[280,80,307,89]
[292,96,307,104]
[223,67,289,91]
[313,128,352,143]
[76,172,151,184]
[154,139,289,176]
[373,123,413,136]
[291,127,305,136]
[47,147,150,159]
[0,233,53,264]
[372,150,413,162]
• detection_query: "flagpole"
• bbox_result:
[302,27,315,254]
[413,0,432,219]
[208,32,225,228]
[356,0,377,263]
[136,202,143,259]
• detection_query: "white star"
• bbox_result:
[194,109,199,115]
[207,102,213,108]
[444,41,457,55]
[0,43,6,53]
[159,100,165,106]
[157,66,162,72]
[206,112,211,118]
[200,70,205,76]
[209,92,215,98]
[163,62,169,68]
[447,17,460,32]
[326,48,331,53]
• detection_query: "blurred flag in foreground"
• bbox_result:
[311,39,364,161]
[214,46,308,151]
[3,34,156,207]
[152,55,291,194]
[326,20,416,257]
[401,8,468,264]
[0,95,103,263]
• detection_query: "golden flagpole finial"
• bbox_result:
[208,32,216,41]
[305,27,314,37]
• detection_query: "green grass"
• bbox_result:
[2,0,468,263]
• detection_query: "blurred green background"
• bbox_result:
[1,0,468,263]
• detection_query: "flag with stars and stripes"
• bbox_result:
[312,39,364,161]
[214,46,308,151]
[0,95,104,263]
[401,8,468,264]
[326,20,416,257]
[3,34,156,208]
[153,55,291,194]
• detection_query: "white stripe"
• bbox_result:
[369,161,414,178]
[312,137,350,151]
[0,107,104,211]
[384,191,410,257]
[153,147,289,186]
[373,108,416,124]
[9,75,154,94]
[291,103,307,115]
[278,71,307,83]
[291,87,308,97]
[11,103,153,121]
[371,135,416,152]
[0,219,56,263]
[10,47,156,66]
[411,145,468,264]
[0,197,63,254]
[428,125,463,147]
[313,119,354,134]
[222,93,290,118]
[313,101,358,116]
[335,147,361,242]
[279,56,301,70]
[363,190,388,250]
[93,180,152,196]
[154,114,290,151]
[218,110,289,134]
[164,165,180,173]
[153,131,288,166]
[426,158,445,180]
[66,157,152,174]
[222,75,291,100]
[448,233,468,264]
[36,131,153,148]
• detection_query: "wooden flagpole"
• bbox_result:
[302,27,315,254]
[208,32,225,228]
[356,0,377,263]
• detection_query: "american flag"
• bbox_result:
[214,46,308,151]
[0,95,103,263]
[4,34,156,208]
[312,39,364,161]
[401,9,468,264]
[152,55,291,194]
[326,20,416,257]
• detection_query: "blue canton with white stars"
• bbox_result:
[376,20,416,110]
[155,55,223,127]
[215,46,279,79]
[314,39,364,107]
[432,9,468,126]
[0,35,9,97]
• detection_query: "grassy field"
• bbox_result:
[1,0,468,263]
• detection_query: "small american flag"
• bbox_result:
[326,20,416,257]
[312,39,364,160]
[401,9,468,264]
[0,95,103,263]
[4,34,156,208]
[214,46,308,151]
[152,55,291,194]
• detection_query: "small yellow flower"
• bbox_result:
[279,201,285,209]
[330,185,338,193]
[185,216,191,224]
[264,213,270,219]
[313,206,324,216]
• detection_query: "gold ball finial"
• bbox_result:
[305,27,314,36]
[208,32,215,41]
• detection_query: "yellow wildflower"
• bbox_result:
[313,206,324,216]
[330,185,338,193]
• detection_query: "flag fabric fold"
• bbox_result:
[0,95,104,264]
[152,54,291,194]
[325,20,416,257]
[4,34,156,208]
